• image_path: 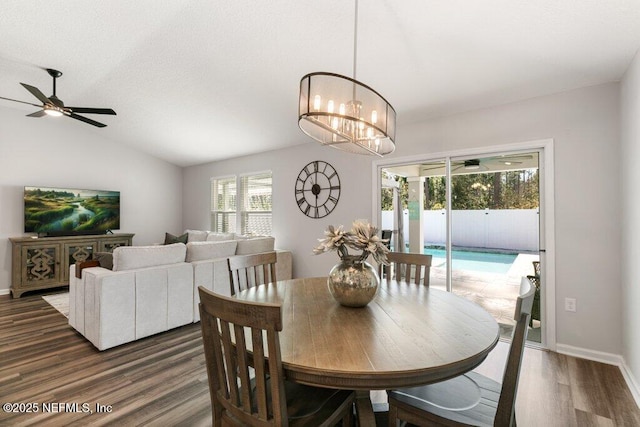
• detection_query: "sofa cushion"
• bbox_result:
[235,236,275,255]
[186,240,238,262]
[184,229,209,242]
[206,232,236,242]
[164,232,188,245]
[112,243,187,271]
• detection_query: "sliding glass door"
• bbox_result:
[379,149,543,345]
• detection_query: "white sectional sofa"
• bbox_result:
[69,232,292,350]
[186,232,292,321]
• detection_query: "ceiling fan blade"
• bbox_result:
[0,95,42,108]
[68,112,107,128]
[20,83,50,105]
[26,110,47,118]
[68,107,116,115]
[421,164,445,171]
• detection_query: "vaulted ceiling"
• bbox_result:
[1,1,639,167]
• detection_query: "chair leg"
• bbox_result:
[343,404,353,426]
[388,404,397,427]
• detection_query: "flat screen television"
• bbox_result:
[24,186,120,236]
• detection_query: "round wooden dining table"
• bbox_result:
[235,277,500,390]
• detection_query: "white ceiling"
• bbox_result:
[1,1,639,167]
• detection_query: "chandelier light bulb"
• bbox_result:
[327,100,334,114]
[371,110,377,124]
[313,95,322,111]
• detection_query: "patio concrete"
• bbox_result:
[428,252,541,342]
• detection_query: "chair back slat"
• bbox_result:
[251,328,269,419]
[228,251,278,296]
[381,252,433,286]
[233,323,252,412]
[266,330,287,424]
[219,320,240,406]
[495,276,536,426]
[198,286,286,426]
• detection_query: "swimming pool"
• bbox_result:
[423,247,517,274]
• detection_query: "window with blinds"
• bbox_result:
[240,171,272,235]
[211,176,237,233]
[211,171,272,235]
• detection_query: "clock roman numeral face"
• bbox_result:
[295,160,341,218]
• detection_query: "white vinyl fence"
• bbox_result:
[382,209,539,252]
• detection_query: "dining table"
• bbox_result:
[234,276,500,424]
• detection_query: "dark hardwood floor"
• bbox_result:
[1,291,639,426]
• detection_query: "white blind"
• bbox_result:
[211,176,237,233]
[240,172,272,235]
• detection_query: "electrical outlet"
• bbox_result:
[565,297,577,312]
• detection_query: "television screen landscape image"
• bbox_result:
[24,186,120,235]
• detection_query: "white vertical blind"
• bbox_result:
[211,171,272,235]
[240,171,272,235]
[211,176,237,233]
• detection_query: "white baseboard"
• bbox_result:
[0,289,10,296]
[556,343,640,408]
[620,361,640,409]
[556,343,624,366]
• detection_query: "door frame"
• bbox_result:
[372,138,556,350]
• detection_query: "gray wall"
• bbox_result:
[621,49,640,390]
[0,105,183,295]
[397,83,621,355]
[183,82,622,358]
[1,76,631,382]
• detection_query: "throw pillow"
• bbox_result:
[235,236,275,255]
[206,232,236,242]
[164,232,188,245]
[94,252,114,270]
[184,229,209,242]
[186,240,238,262]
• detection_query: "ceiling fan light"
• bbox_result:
[44,107,63,117]
[463,159,481,170]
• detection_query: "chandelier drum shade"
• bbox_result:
[298,72,396,156]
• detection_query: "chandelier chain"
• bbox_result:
[353,0,359,81]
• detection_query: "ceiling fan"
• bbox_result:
[419,154,536,175]
[0,68,116,128]
[451,155,535,172]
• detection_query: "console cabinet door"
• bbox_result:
[100,237,131,253]
[21,243,62,289]
[63,241,98,282]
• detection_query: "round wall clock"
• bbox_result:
[295,160,341,218]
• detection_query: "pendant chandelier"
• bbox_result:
[298,0,396,156]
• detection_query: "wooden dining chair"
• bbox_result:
[387,276,536,427]
[380,252,433,286]
[198,286,355,426]
[228,251,277,296]
[381,229,393,249]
